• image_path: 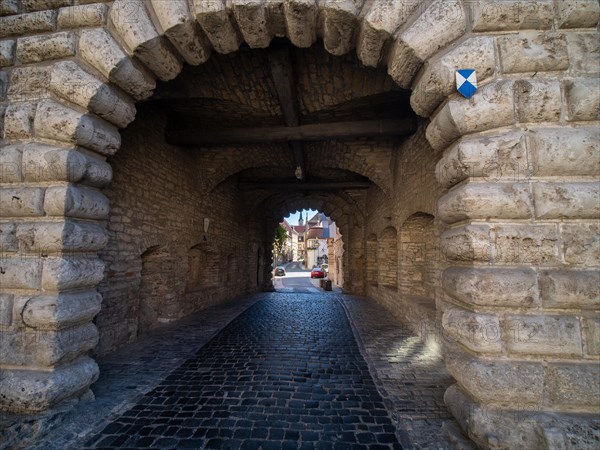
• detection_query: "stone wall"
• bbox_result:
[0,1,598,448]
[95,103,261,355]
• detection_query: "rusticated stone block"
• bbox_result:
[0,144,23,182]
[583,318,600,356]
[498,32,569,74]
[412,36,495,118]
[445,349,544,404]
[281,0,317,49]
[0,323,98,366]
[469,0,554,32]
[0,0,19,16]
[23,0,70,13]
[441,225,493,263]
[16,221,108,254]
[566,32,599,74]
[0,39,15,67]
[0,222,18,253]
[558,0,600,29]
[16,31,74,64]
[443,267,539,308]
[0,10,56,38]
[150,0,210,66]
[436,131,528,189]
[0,257,41,289]
[356,0,418,68]
[515,79,561,123]
[0,187,45,217]
[0,294,13,325]
[528,127,600,177]
[494,224,559,264]
[23,143,86,183]
[561,223,600,266]
[110,0,182,81]
[22,291,101,330]
[565,79,600,121]
[540,270,600,310]
[33,100,120,156]
[545,362,600,410]
[44,185,110,219]
[533,182,600,220]
[3,102,35,139]
[41,256,105,291]
[438,183,532,224]
[57,4,108,29]
[427,80,515,151]
[0,356,98,412]
[7,66,50,101]
[49,61,136,128]
[442,305,502,353]
[78,28,156,102]
[504,315,582,357]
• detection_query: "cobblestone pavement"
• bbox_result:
[23,292,455,450]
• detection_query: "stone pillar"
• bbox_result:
[0,56,136,412]
[425,71,599,450]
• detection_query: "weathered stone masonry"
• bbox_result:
[0,1,599,448]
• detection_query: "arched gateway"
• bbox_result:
[0,1,598,448]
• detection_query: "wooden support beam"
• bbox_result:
[167,118,416,145]
[239,181,371,190]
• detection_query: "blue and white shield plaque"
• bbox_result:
[456,69,477,99]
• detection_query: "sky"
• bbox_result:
[284,209,318,226]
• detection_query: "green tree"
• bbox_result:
[273,224,288,265]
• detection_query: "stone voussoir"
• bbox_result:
[498,32,569,74]
[49,60,136,128]
[564,78,600,122]
[440,225,493,263]
[0,39,15,67]
[320,0,359,56]
[33,100,121,156]
[0,186,45,218]
[193,0,242,54]
[411,35,496,118]
[545,362,600,411]
[150,0,211,66]
[231,0,272,49]
[109,0,182,81]
[78,28,156,102]
[0,256,41,290]
[282,0,318,49]
[356,0,418,68]
[15,220,108,255]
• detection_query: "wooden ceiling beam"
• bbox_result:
[166,118,416,146]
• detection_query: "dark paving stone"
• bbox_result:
[83,294,403,448]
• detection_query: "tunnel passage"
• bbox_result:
[95,40,417,355]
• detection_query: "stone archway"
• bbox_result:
[0,1,599,447]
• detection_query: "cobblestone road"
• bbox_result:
[84,294,403,449]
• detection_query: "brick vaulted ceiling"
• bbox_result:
[142,40,417,216]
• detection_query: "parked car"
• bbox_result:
[310,267,325,278]
[320,263,329,275]
[274,266,286,276]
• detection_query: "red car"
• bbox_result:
[310,267,325,278]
